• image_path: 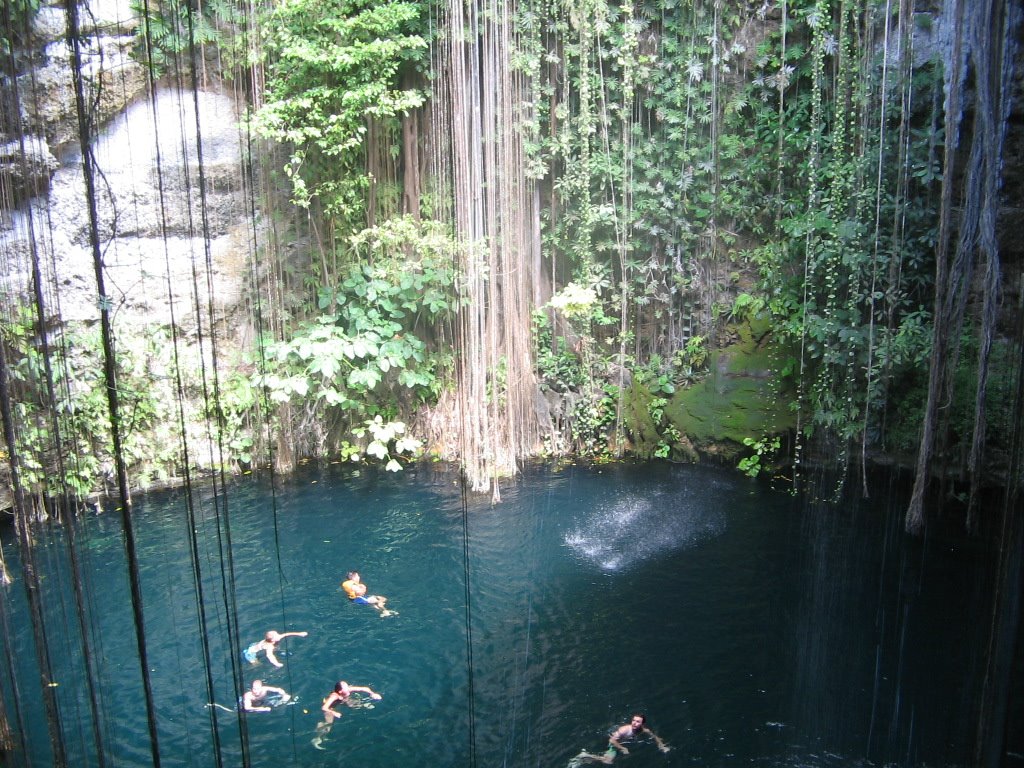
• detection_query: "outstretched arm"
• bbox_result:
[242,695,270,713]
[349,685,382,700]
[279,631,308,639]
[644,727,670,753]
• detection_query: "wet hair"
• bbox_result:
[631,714,647,726]
[334,681,348,694]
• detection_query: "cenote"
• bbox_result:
[0,461,1017,767]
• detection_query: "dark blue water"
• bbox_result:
[0,461,1009,767]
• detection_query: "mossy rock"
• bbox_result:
[626,320,796,462]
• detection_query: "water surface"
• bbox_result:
[0,461,1008,767]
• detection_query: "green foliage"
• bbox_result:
[643,390,683,460]
[719,0,946,471]
[655,424,681,460]
[729,294,765,323]
[0,0,40,64]
[515,0,952,470]
[130,0,241,74]
[257,217,458,464]
[216,370,258,467]
[671,335,708,384]
[635,356,675,396]
[0,309,177,501]
[533,311,586,393]
[254,0,428,228]
[351,415,422,470]
[738,435,781,478]
[571,385,618,458]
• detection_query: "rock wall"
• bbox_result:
[0,1,257,508]
[2,0,146,203]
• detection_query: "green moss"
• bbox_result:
[624,385,665,457]
[628,320,796,462]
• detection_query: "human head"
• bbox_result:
[334,681,350,695]
[265,630,281,643]
[347,571,360,582]
[629,714,646,730]
[252,680,264,693]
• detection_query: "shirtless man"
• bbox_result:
[573,714,670,764]
[313,679,382,749]
[341,571,391,614]
[242,629,308,668]
[241,679,289,712]
[320,680,383,720]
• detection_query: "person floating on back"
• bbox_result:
[242,629,308,668]
[241,679,290,712]
[570,714,670,765]
[341,571,394,616]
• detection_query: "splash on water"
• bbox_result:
[564,487,726,571]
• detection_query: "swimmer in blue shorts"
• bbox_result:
[242,629,308,667]
[341,571,393,615]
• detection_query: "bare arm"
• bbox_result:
[265,647,283,668]
[608,725,635,755]
[321,693,341,716]
[242,694,270,713]
[279,631,308,639]
[644,727,670,753]
[349,685,382,700]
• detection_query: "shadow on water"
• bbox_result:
[0,460,1018,768]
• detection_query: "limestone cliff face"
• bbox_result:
[1,1,145,198]
[1,2,257,508]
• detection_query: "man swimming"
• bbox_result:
[241,679,289,712]
[341,571,392,615]
[320,679,383,719]
[242,629,308,668]
[572,714,670,764]
[312,678,381,750]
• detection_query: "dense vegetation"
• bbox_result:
[1,0,1019,529]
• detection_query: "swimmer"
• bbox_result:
[241,679,289,713]
[312,679,382,749]
[341,571,394,616]
[242,629,308,668]
[571,714,670,764]
[321,680,383,719]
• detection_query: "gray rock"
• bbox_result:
[0,136,59,198]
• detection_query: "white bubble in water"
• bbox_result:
[564,488,726,571]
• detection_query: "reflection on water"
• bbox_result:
[0,461,1015,768]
